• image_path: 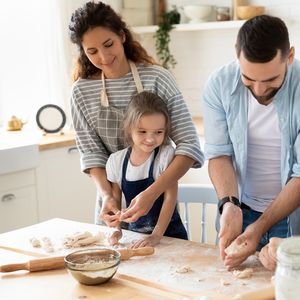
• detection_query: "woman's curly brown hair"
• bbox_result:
[69,1,156,81]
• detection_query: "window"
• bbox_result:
[0,0,76,128]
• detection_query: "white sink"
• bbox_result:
[0,130,39,175]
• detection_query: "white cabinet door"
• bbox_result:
[0,170,38,233]
[36,146,96,223]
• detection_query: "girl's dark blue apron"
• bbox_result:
[121,147,188,240]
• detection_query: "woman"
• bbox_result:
[69,1,204,225]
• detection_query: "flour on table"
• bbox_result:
[29,237,41,248]
[176,265,192,274]
[220,278,231,286]
[225,240,247,255]
[41,237,54,253]
[196,277,206,282]
[232,268,253,279]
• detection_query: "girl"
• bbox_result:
[105,91,188,248]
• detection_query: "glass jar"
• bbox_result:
[275,237,300,300]
[215,6,230,21]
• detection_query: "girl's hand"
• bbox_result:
[131,233,161,249]
[108,228,122,246]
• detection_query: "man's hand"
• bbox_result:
[100,195,121,227]
[259,237,282,271]
[224,223,262,270]
[219,202,243,261]
[119,190,155,223]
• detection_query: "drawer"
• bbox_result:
[0,185,38,233]
[0,169,36,191]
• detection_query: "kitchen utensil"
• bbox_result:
[64,248,120,285]
[0,246,154,273]
[6,116,26,131]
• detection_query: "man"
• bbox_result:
[203,15,300,269]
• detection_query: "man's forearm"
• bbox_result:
[208,156,239,199]
[254,177,300,234]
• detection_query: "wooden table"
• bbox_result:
[0,218,274,300]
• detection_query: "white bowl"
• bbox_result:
[183,5,212,23]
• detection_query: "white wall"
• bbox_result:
[136,0,300,117]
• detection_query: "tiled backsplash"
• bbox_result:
[137,0,300,116]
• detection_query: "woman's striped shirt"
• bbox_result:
[71,63,204,172]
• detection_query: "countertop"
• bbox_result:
[38,130,76,151]
[0,218,274,300]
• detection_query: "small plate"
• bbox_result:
[36,104,66,133]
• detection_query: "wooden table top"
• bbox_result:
[0,218,274,300]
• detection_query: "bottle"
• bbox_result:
[216,6,230,21]
[275,237,300,300]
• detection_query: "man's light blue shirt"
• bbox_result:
[203,59,300,197]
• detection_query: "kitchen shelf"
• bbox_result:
[132,20,245,34]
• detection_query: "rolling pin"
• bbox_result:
[0,246,154,273]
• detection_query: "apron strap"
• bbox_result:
[122,147,132,180]
[129,61,143,93]
[100,60,144,107]
[100,71,109,107]
[148,147,160,178]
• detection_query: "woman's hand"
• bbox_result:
[131,233,161,249]
[259,237,282,271]
[108,228,122,246]
[100,195,121,227]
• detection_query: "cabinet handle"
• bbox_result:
[1,193,16,202]
[67,146,78,154]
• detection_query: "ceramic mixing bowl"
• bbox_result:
[183,5,212,23]
[65,248,121,285]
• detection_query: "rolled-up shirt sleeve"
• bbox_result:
[71,85,109,173]
[155,70,204,168]
[292,132,300,177]
[203,72,234,160]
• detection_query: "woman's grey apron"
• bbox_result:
[95,61,144,224]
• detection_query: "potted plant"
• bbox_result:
[154,6,180,69]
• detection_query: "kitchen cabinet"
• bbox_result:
[36,146,96,223]
[0,169,38,233]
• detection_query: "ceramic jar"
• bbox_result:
[275,237,300,300]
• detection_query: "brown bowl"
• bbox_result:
[237,6,265,20]
[64,248,121,285]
